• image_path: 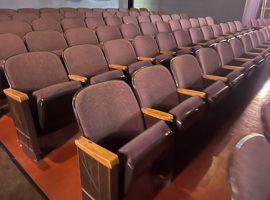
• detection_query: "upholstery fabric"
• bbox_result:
[96,25,122,43]
[85,17,105,29]
[32,18,63,33]
[65,28,99,46]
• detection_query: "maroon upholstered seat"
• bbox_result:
[85,11,103,18]
[189,27,215,47]
[240,34,269,57]
[198,17,207,27]
[32,18,63,33]
[65,27,100,47]
[64,11,84,19]
[17,8,39,16]
[106,8,118,13]
[25,30,68,56]
[59,7,76,15]
[63,44,125,84]
[102,11,115,18]
[93,8,106,13]
[161,14,172,22]
[140,22,158,36]
[104,16,123,27]
[85,17,105,29]
[40,8,59,14]
[104,39,152,75]
[229,133,270,200]
[132,65,206,132]
[171,14,180,21]
[180,19,192,31]
[0,14,11,22]
[61,18,86,32]
[12,13,39,24]
[137,15,150,23]
[129,10,140,17]
[140,11,150,17]
[133,35,173,64]
[170,54,229,105]
[41,12,64,22]
[150,15,162,24]
[0,21,32,40]
[120,23,142,40]
[77,8,91,16]
[0,9,16,17]
[73,80,174,198]
[96,25,122,43]
[196,48,245,89]
[116,11,129,18]
[122,16,139,25]
[189,18,200,28]
[168,20,182,32]
[156,21,171,33]
[205,16,215,26]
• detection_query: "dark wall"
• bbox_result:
[134,0,246,23]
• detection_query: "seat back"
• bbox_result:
[63,44,108,78]
[17,8,39,16]
[150,15,162,24]
[12,13,39,24]
[156,21,171,33]
[116,11,129,18]
[105,16,123,27]
[171,54,203,90]
[229,134,270,200]
[198,17,207,27]
[156,32,177,51]
[234,21,243,32]
[249,32,260,48]
[25,30,68,53]
[228,22,237,33]
[250,19,259,28]
[169,20,182,32]
[93,8,106,13]
[40,8,59,14]
[102,11,115,18]
[171,14,180,20]
[0,33,28,61]
[73,80,145,151]
[4,52,69,94]
[211,24,223,37]
[0,9,16,17]
[41,12,64,22]
[129,11,140,17]
[32,18,63,33]
[59,7,76,15]
[161,14,171,22]
[201,26,215,40]
[229,38,246,58]
[256,30,266,44]
[119,8,129,13]
[133,35,160,58]
[137,16,150,23]
[0,21,32,39]
[189,18,200,28]
[107,8,118,13]
[65,27,99,46]
[120,23,141,40]
[220,23,231,35]
[206,16,215,26]
[85,17,105,29]
[0,14,11,22]
[215,42,235,65]
[173,30,193,47]
[64,11,84,19]
[61,18,86,32]
[189,28,205,43]
[180,19,192,30]
[132,65,179,111]
[77,8,91,15]
[104,39,137,66]
[140,11,150,17]
[85,11,103,18]
[140,22,158,36]
[196,48,221,75]
[240,34,254,52]
[122,16,138,25]
[180,13,189,19]
[96,25,122,43]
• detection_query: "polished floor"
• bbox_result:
[0,66,269,200]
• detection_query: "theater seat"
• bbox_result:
[120,23,142,40]
[74,80,174,199]
[63,44,125,84]
[85,17,105,29]
[140,21,158,37]
[170,54,229,106]
[96,25,122,43]
[132,65,206,132]
[3,52,81,161]
[229,133,270,200]
[61,18,86,32]
[0,21,32,40]
[32,18,63,33]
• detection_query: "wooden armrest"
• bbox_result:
[177,46,192,49]
[203,75,228,82]
[222,65,244,71]
[177,88,206,99]
[260,44,270,47]
[141,107,174,122]
[254,48,265,51]
[159,51,176,55]
[137,57,155,62]
[75,136,119,169]
[100,42,104,45]
[233,57,253,62]
[3,88,28,103]
[246,52,261,56]
[193,42,206,46]
[109,64,127,70]
[68,75,87,83]
[124,38,133,41]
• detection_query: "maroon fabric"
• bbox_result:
[180,19,192,30]
[40,8,59,14]
[90,69,125,84]
[77,8,91,15]
[64,11,84,19]
[96,25,122,43]
[140,11,150,17]
[120,23,141,39]
[25,30,68,53]
[85,17,105,29]
[230,134,270,200]
[198,17,207,27]
[122,16,139,25]
[119,8,129,13]
[33,81,81,104]
[59,7,76,15]
[0,9,16,17]
[32,19,63,33]
[169,20,182,32]
[106,8,118,13]
[4,52,69,94]
[0,14,11,22]
[12,13,39,24]
[189,28,205,43]
[262,101,270,139]
[220,23,231,35]
[63,44,108,78]
[0,33,27,61]
[228,22,237,33]
[74,80,145,151]
[41,13,63,22]
[61,18,86,31]
[85,11,103,18]
[116,11,129,18]
[180,13,189,19]
[156,32,178,52]
[150,15,162,24]
[65,28,99,46]
[201,26,215,40]
[156,21,171,33]
[129,11,140,17]
[206,16,215,26]
[133,35,159,57]
[202,80,229,104]
[140,22,158,36]
[0,21,32,39]
[137,16,150,23]
[17,8,39,16]
[132,65,180,111]
[189,18,200,28]
[102,11,115,18]
[211,24,223,37]
[173,30,193,47]
[234,21,244,32]
[171,14,180,21]
[161,15,171,23]
[128,60,152,75]
[216,42,235,65]
[93,8,106,13]
[105,16,122,27]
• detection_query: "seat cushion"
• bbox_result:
[203,80,229,105]
[90,69,125,84]
[169,95,205,131]
[128,60,152,75]
[154,53,173,64]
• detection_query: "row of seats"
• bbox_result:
[251,18,270,29]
